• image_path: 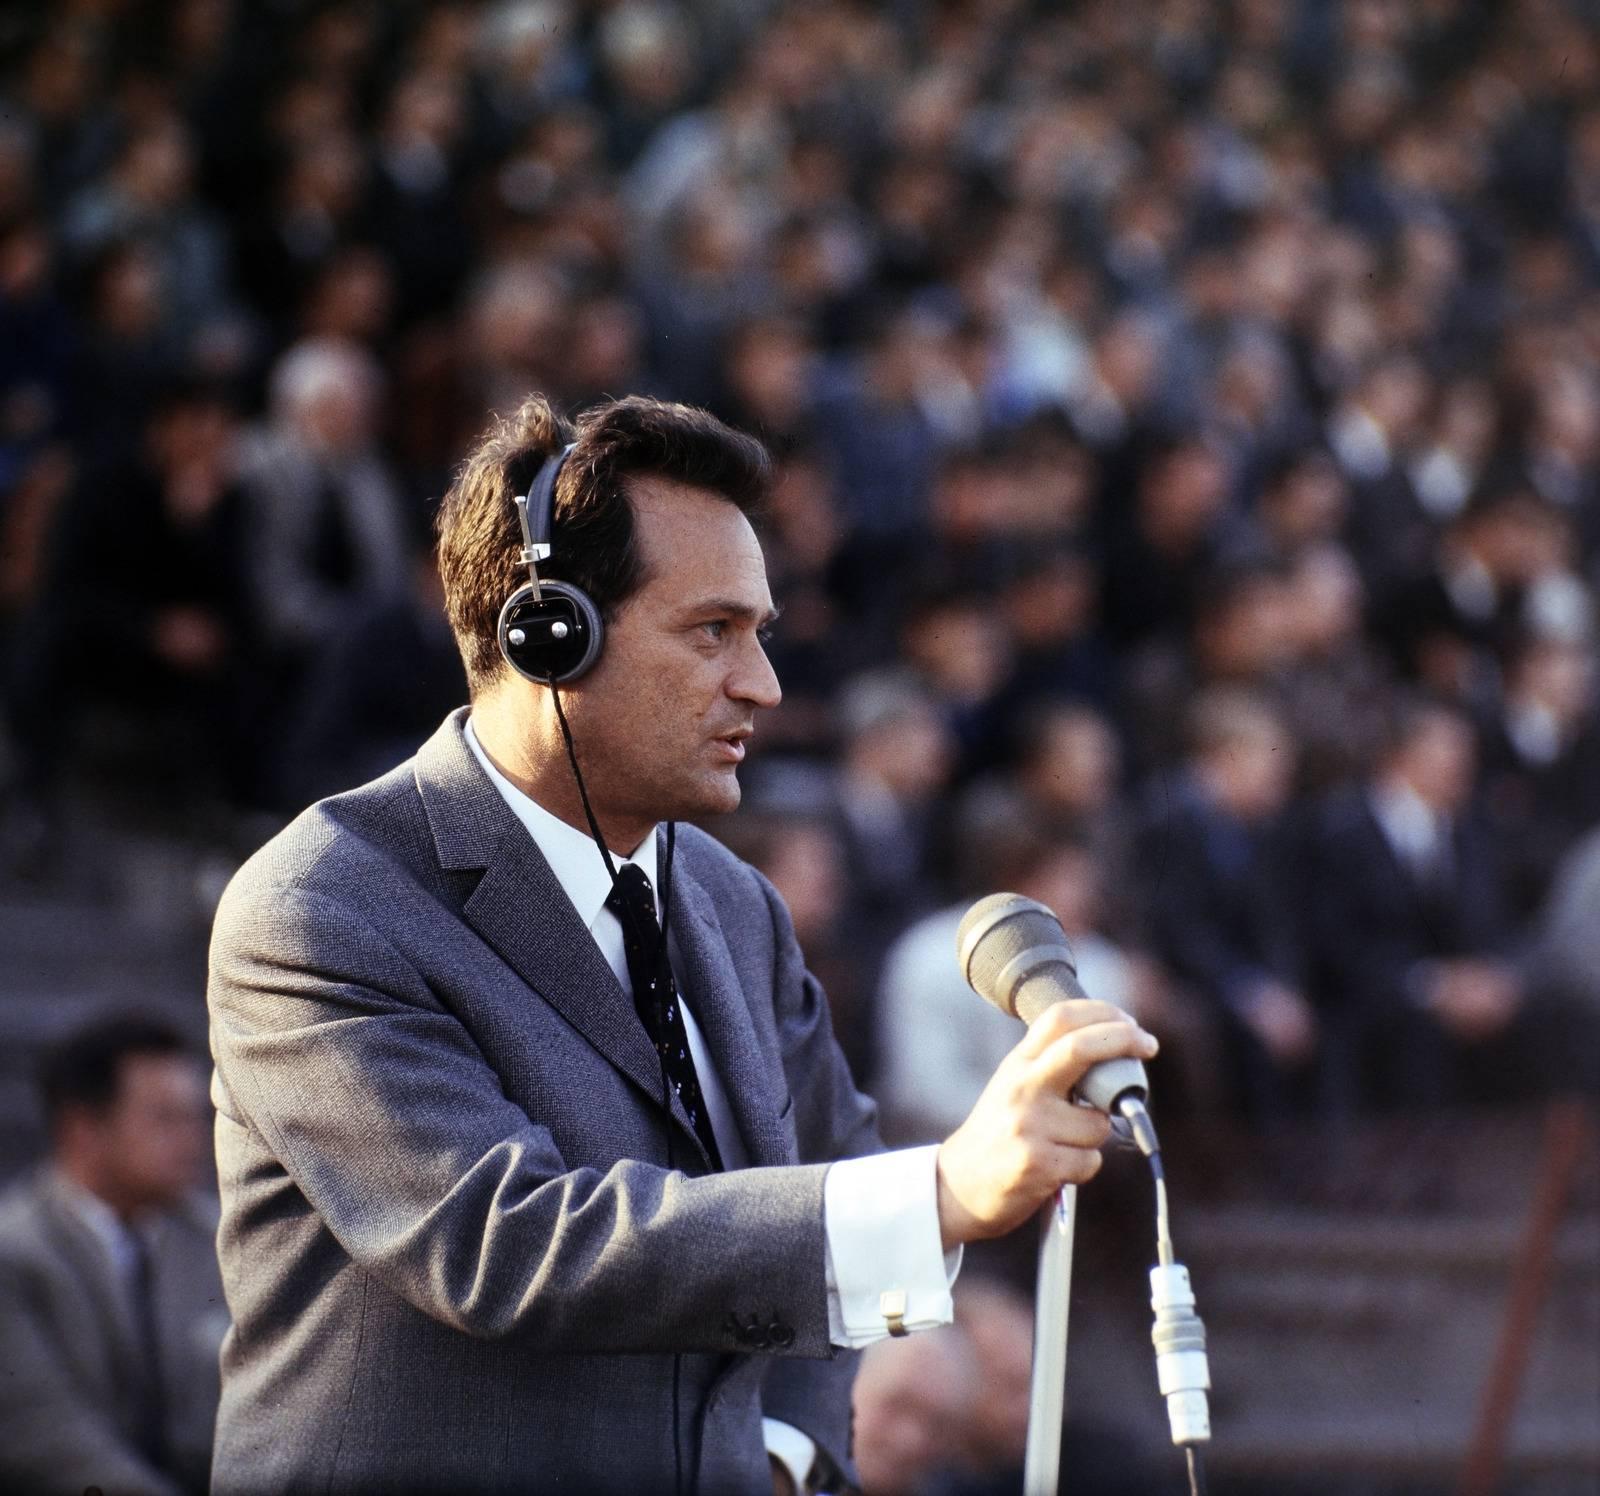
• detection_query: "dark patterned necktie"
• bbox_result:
[606,864,723,1170]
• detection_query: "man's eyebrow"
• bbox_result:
[681,598,783,626]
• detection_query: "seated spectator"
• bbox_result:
[278,553,467,811]
[1306,698,1593,1108]
[7,379,265,816]
[241,337,410,665]
[831,670,955,955]
[0,1014,224,1496]
[875,806,1158,1145]
[1120,559,1296,774]
[851,1277,1159,1496]
[851,1323,977,1496]
[710,803,877,1088]
[970,700,1141,941]
[1140,688,1319,1122]
[1528,828,1600,1061]
[1276,543,1394,794]
[1373,487,1574,712]
[1477,632,1600,921]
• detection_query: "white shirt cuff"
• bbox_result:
[762,1418,816,1493]
[823,1144,962,1349]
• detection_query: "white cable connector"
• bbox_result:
[1150,1262,1211,1446]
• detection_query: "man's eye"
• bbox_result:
[701,620,727,640]
[757,625,775,646]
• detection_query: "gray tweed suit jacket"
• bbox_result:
[208,710,881,1494]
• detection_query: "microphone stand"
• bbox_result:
[1024,1182,1078,1496]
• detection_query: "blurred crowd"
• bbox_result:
[5,0,1600,1126]
[3,0,1600,1490]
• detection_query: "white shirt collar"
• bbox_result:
[463,715,659,931]
[1368,779,1440,865]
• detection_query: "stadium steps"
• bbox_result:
[1066,1110,1600,1493]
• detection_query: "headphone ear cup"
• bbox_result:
[497,581,605,684]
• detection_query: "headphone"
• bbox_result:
[495,442,606,684]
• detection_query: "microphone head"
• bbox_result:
[956,893,1077,1018]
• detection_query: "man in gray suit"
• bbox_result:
[208,394,1156,1494]
[0,1013,225,1496]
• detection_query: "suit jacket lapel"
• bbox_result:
[414,712,685,1134]
[668,848,796,1168]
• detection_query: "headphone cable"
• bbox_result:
[546,678,689,1496]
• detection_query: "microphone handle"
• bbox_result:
[1013,963,1150,1115]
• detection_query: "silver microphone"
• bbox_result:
[956,891,1149,1119]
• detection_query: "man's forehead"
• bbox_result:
[626,476,771,595]
[625,474,750,521]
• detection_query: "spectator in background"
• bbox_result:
[59,110,235,355]
[1276,543,1393,794]
[851,1324,977,1496]
[1141,688,1318,1122]
[710,802,877,1087]
[278,553,467,812]
[6,378,263,825]
[1528,827,1600,1041]
[1120,560,1295,773]
[850,1277,1157,1496]
[0,1014,223,1496]
[831,670,955,959]
[1306,699,1591,1109]
[1375,487,1580,712]
[241,337,409,680]
[970,700,1141,942]
[1477,632,1600,922]
[1097,435,1262,650]
[876,806,1157,1146]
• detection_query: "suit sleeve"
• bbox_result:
[210,879,837,1359]
[0,1253,183,1496]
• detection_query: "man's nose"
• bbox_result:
[730,635,782,709]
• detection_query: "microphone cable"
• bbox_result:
[546,681,691,1496]
[1118,1099,1211,1496]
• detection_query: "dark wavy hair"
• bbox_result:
[435,393,772,692]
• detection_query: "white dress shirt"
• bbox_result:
[464,720,958,1486]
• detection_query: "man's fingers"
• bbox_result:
[1016,999,1145,1060]
[1049,1139,1105,1188]
[1031,1017,1156,1096]
[1047,1102,1113,1151]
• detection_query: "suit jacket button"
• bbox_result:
[748,1326,771,1349]
[769,1323,795,1349]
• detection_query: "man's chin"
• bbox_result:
[688,767,743,818]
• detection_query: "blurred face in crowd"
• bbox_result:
[1023,709,1119,817]
[851,705,952,803]
[1511,638,1595,723]
[1203,721,1296,821]
[1288,548,1364,657]
[1197,575,1295,680]
[852,1329,976,1496]
[902,602,1010,703]
[1019,845,1102,938]
[1391,712,1475,814]
[58,1052,210,1219]
[1141,444,1227,549]
[955,1285,1034,1468]
[758,819,844,947]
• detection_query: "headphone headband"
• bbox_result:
[499,439,603,684]
[512,442,576,598]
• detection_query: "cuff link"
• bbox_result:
[880,1289,909,1337]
